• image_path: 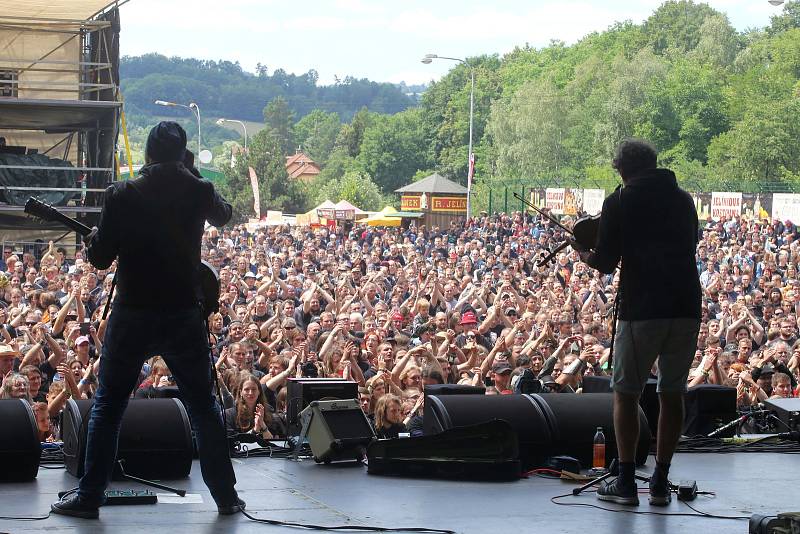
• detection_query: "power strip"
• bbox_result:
[104,490,157,505]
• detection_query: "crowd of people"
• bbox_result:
[1,206,799,442]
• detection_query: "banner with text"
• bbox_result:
[582,189,606,215]
[772,193,800,224]
[710,192,742,219]
[545,188,565,215]
[430,196,467,213]
[401,195,421,211]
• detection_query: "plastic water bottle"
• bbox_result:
[593,426,606,469]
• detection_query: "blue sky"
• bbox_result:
[120,0,784,85]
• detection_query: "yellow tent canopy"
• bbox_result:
[366,206,401,227]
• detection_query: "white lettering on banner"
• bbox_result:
[545,188,565,215]
[710,192,742,220]
[772,193,800,223]
[582,189,606,215]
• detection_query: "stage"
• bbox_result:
[1,451,796,533]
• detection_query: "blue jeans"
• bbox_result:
[78,303,237,506]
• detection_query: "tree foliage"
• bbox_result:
[217,128,307,222]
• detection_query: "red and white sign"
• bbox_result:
[710,192,742,220]
[545,188,565,215]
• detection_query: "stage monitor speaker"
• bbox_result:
[423,384,485,396]
[683,385,737,437]
[763,397,800,432]
[581,376,612,393]
[581,376,659,444]
[300,399,375,464]
[0,399,40,482]
[425,393,555,470]
[532,393,650,467]
[287,378,358,436]
[425,393,650,469]
[367,420,521,481]
[62,398,193,479]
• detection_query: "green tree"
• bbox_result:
[293,109,341,166]
[218,128,307,222]
[769,1,800,35]
[707,99,800,191]
[420,55,503,182]
[357,108,431,194]
[316,170,386,211]
[644,0,719,55]
[263,96,295,155]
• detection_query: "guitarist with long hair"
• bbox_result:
[51,122,244,519]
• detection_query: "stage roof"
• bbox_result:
[0,0,118,21]
[0,99,121,132]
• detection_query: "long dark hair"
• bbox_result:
[234,373,270,432]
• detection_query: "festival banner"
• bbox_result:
[771,193,800,223]
[742,193,773,221]
[545,188,565,215]
[248,167,261,219]
[563,188,583,216]
[582,189,606,215]
[401,195,421,211]
[710,192,742,220]
[529,188,546,210]
[431,196,467,213]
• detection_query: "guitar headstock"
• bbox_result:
[24,197,60,224]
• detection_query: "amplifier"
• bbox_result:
[300,399,375,464]
[763,397,800,431]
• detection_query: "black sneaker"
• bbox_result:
[50,495,100,519]
[597,478,639,506]
[217,497,246,515]
[649,473,672,506]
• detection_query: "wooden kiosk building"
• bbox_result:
[396,173,467,228]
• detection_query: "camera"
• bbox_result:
[80,321,90,335]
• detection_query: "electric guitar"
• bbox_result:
[24,196,220,316]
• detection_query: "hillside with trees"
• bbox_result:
[123,1,800,222]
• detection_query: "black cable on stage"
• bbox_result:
[549,493,750,521]
[0,513,51,521]
[240,509,456,534]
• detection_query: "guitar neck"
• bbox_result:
[52,211,92,237]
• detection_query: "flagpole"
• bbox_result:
[467,68,474,221]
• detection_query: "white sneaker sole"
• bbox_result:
[597,493,640,506]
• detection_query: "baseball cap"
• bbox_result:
[243,272,256,279]
[760,363,775,375]
[492,362,513,374]
[460,310,478,325]
[75,336,90,346]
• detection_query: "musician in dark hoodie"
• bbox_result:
[575,139,701,508]
[52,122,244,519]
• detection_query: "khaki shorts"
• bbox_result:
[612,318,700,395]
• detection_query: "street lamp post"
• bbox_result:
[154,99,201,156]
[216,118,248,152]
[422,53,475,220]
